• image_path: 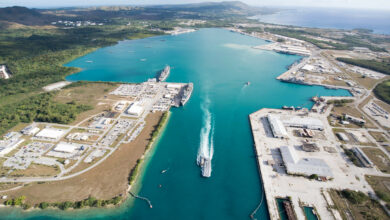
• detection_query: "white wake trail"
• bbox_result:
[197,100,214,177]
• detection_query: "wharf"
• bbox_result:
[249,113,280,220]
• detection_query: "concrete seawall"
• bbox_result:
[249,114,279,220]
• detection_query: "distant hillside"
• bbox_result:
[149,1,261,16]
[48,1,266,20]
[0,6,52,25]
[0,1,271,26]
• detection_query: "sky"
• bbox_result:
[1,0,390,10]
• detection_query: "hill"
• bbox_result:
[0,6,52,25]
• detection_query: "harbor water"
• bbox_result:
[1,28,351,220]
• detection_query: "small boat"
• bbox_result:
[245,81,251,86]
[140,58,147,62]
[85,60,93,63]
[161,169,168,174]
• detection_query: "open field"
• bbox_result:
[329,189,388,220]
[332,104,376,129]
[0,112,163,205]
[366,175,390,204]
[53,82,118,125]
[9,164,60,177]
[362,148,390,173]
[369,131,387,143]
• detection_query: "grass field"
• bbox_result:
[369,131,387,143]
[9,164,60,177]
[362,147,390,173]
[366,175,390,205]
[374,80,390,105]
[329,189,388,220]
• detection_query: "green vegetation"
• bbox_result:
[39,202,49,209]
[0,92,92,135]
[128,112,170,185]
[6,195,123,210]
[265,28,387,52]
[4,195,26,206]
[331,189,388,220]
[0,26,161,99]
[341,189,369,204]
[374,80,390,105]
[343,149,363,167]
[337,58,390,75]
[375,190,390,203]
[327,99,354,107]
[309,174,318,180]
[128,158,143,185]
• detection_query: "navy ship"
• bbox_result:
[157,65,170,82]
[181,83,193,106]
[198,157,211,178]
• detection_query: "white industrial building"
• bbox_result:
[53,143,78,153]
[0,138,24,156]
[21,125,40,136]
[344,114,366,125]
[35,128,65,140]
[336,132,349,142]
[126,102,144,117]
[283,116,324,130]
[267,114,288,138]
[280,146,333,178]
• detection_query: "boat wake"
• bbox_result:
[196,101,214,178]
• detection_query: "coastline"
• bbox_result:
[0,111,170,212]
[227,28,355,96]
[126,111,171,201]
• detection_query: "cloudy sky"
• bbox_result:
[1,0,390,10]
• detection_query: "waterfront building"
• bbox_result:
[267,114,288,139]
[280,146,333,178]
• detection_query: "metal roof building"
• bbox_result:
[126,102,144,117]
[280,146,333,178]
[35,128,65,140]
[267,114,288,139]
[53,143,78,153]
[283,116,324,130]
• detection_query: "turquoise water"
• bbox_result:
[276,198,289,220]
[1,28,351,220]
[304,207,319,220]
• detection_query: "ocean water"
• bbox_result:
[0,28,351,220]
[254,7,390,35]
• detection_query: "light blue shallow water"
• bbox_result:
[1,28,351,220]
[255,7,390,34]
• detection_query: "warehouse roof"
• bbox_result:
[35,128,65,139]
[280,146,333,177]
[53,143,78,153]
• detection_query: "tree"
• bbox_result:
[39,202,49,209]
